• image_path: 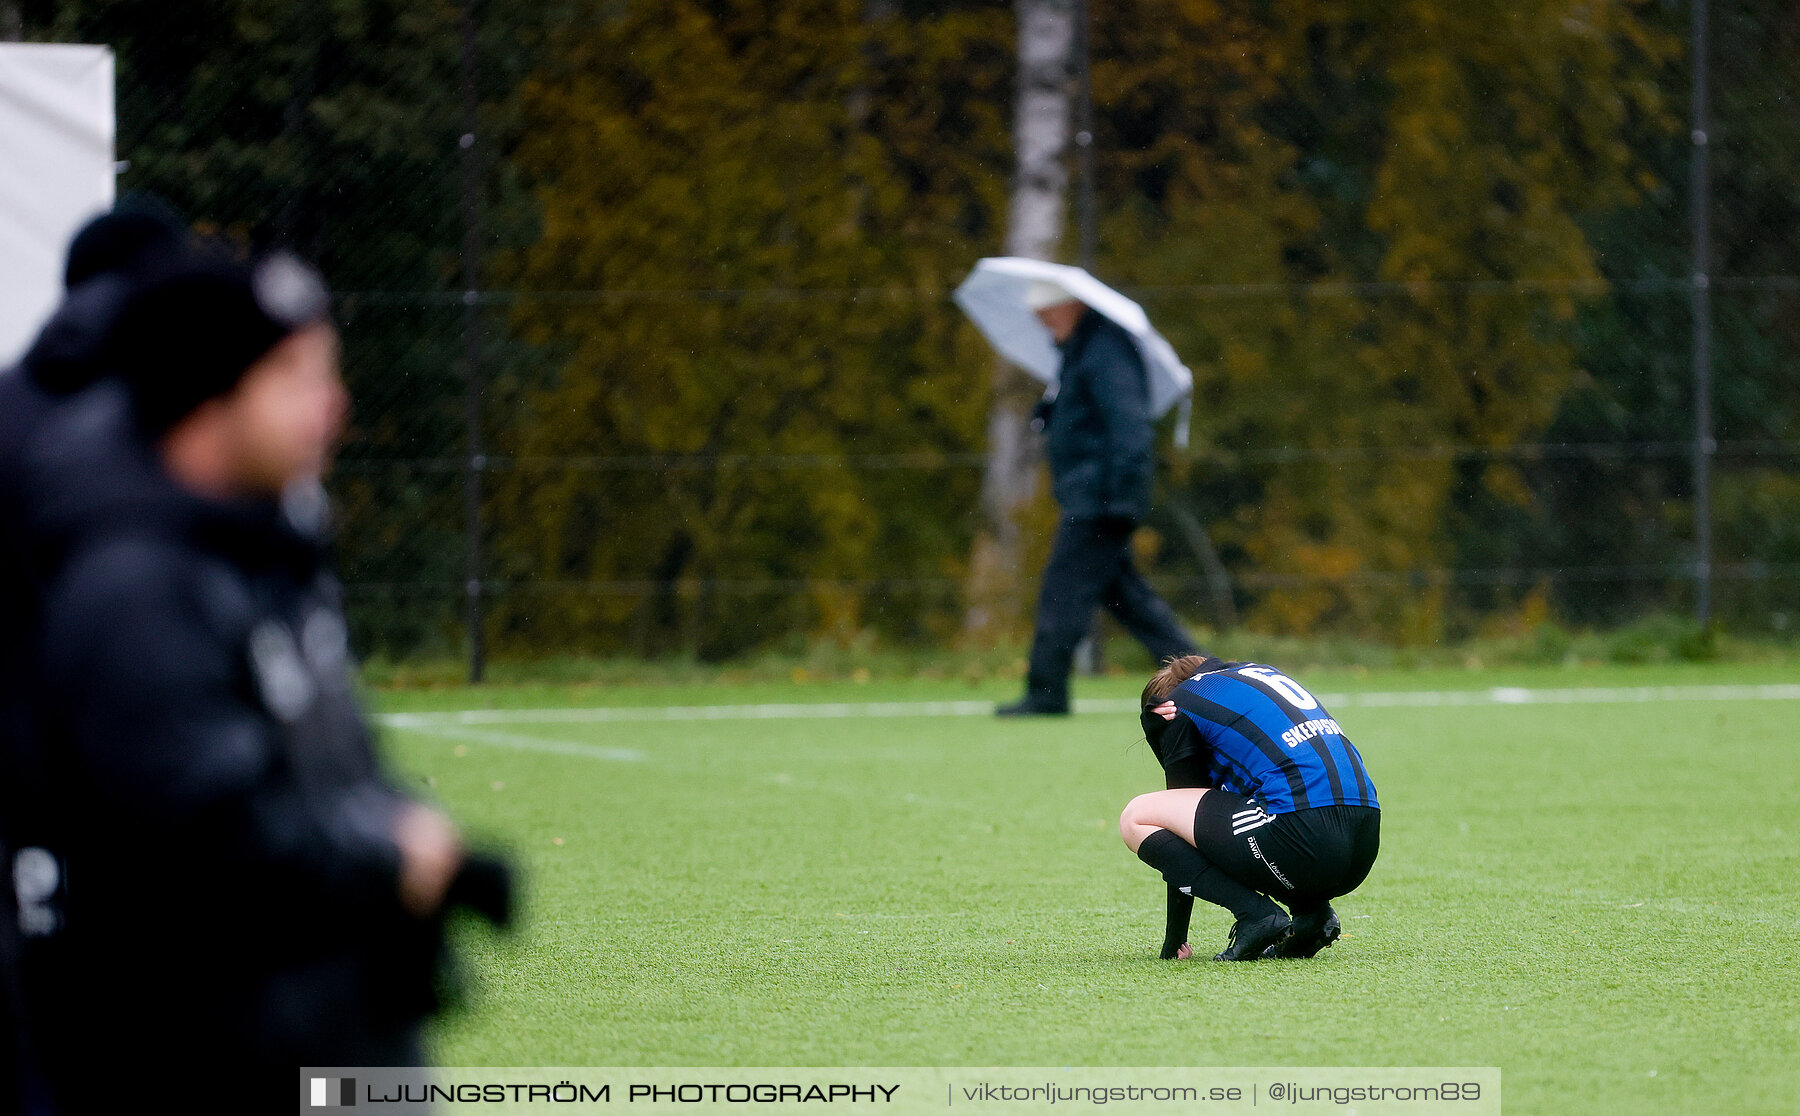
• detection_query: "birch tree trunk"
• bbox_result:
[963,0,1076,641]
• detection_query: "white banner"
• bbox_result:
[0,43,115,365]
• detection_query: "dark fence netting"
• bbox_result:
[10,1,1800,666]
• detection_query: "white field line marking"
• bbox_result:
[1341,683,1800,708]
[377,699,1000,727]
[373,682,1800,732]
[382,716,645,762]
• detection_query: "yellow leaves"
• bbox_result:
[482,0,1678,650]
[1290,542,1366,582]
[1483,464,1534,509]
[1220,342,1269,385]
[486,1,1009,654]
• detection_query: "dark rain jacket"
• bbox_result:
[0,277,137,812]
[1041,309,1155,522]
[0,368,57,1116]
[22,386,434,1105]
[1,280,140,1116]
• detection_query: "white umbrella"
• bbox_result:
[952,256,1193,443]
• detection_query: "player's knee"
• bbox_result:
[1119,794,1156,847]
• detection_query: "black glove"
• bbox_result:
[443,851,515,929]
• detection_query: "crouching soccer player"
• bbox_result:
[1119,654,1380,961]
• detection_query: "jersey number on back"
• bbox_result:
[1235,666,1320,710]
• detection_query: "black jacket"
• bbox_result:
[1,283,140,1116]
[24,387,432,1102]
[0,279,136,809]
[1042,309,1155,521]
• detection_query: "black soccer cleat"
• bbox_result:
[1262,906,1341,959]
[995,696,1070,717]
[1212,910,1291,962]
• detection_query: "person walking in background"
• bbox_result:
[996,280,1200,716]
[22,244,505,1112]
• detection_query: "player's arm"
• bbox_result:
[1146,700,1210,958]
[1160,886,1194,959]
[1157,758,1210,958]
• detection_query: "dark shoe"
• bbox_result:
[995,695,1069,717]
[1262,905,1341,959]
[1212,910,1291,961]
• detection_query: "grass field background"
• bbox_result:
[371,662,1800,1115]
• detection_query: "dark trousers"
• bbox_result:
[1025,516,1198,705]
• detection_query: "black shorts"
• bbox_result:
[1192,792,1380,906]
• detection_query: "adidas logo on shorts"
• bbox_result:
[1231,804,1275,835]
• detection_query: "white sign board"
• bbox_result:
[0,43,115,365]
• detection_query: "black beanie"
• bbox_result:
[109,247,333,434]
[62,193,188,289]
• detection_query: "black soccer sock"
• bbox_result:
[1136,828,1277,921]
[1288,898,1331,920]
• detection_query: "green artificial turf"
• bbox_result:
[374,662,1800,1115]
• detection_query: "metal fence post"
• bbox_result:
[459,0,487,682]
[1690,0,1714,626]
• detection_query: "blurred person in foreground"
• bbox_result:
[0,199,190,1116]
[1,200,190,843]
[1120,654,1380,962]
[995,281,1199,717]
[23,245,504,1111]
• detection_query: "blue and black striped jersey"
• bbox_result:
[1167,660,1378,814]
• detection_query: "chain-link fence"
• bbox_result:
[10,1,1800,669]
